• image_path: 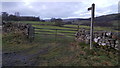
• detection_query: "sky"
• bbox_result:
[1,0,120,19]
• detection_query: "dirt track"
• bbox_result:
[2,45,51,66]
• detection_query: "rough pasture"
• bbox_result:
[2,21,119,66]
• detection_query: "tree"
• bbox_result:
[50,18,64,26]
[50,18,56,22]
[9,14,18,21]
[2,12,9,21]
[2,12,8,17]
[54,18,63,27]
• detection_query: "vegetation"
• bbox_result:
[50,18,64,26]
[2,31,119,66]
[2,21,119,66]
[2,12,40,21]
[9,21,119,32]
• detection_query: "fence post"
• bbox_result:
[55,29,57,42]
[78,23,80,31]
[28,24,35,42]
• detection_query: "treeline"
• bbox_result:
[50,18,72,26]
[2,12,40,21]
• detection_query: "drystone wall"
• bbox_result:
[75,29,120,50]
[2,21,35,40]
[2,21,29,36]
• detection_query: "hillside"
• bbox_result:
[95,13,119,22]
[44,13,119,28]
[62,13,120,29]
[63,13,119,23]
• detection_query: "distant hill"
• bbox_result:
[63,18,89,22]
[95,13,119,28]
[44,13,119,28]
[95,13,119,22]
[62,13,119,27]
[63,13,119,22]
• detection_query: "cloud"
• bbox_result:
[1,0,119,19]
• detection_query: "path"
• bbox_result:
[2,45,51,66]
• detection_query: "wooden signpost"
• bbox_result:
[88,3,95,49]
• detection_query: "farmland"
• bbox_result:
[1,1,120,66]
[2,21,119,66]
[11,21,120,34]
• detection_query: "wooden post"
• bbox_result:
[28,24,35,42]
[78,23,80,31]
[55,29,57,42]
[88,3,95,49]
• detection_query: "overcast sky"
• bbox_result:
[1,0,120,19]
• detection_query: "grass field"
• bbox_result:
[2,21,119,66]
[8,21,52,24]
[22,21,118,38]
[2,32,119,66]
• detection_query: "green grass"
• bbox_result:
[33,25,76,30]
[9,21,54,25]
[36,41,118,66]
[3,30,118,66]
[64,25,90,29]
[33,23,118,39]
[3,21,119,66]
[9,21,119,32]
[64,24,119,32]
[33,24,77,37]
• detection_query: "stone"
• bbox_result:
[85,39,90,44]
[94,38,99,43]
[75,29,119,50]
